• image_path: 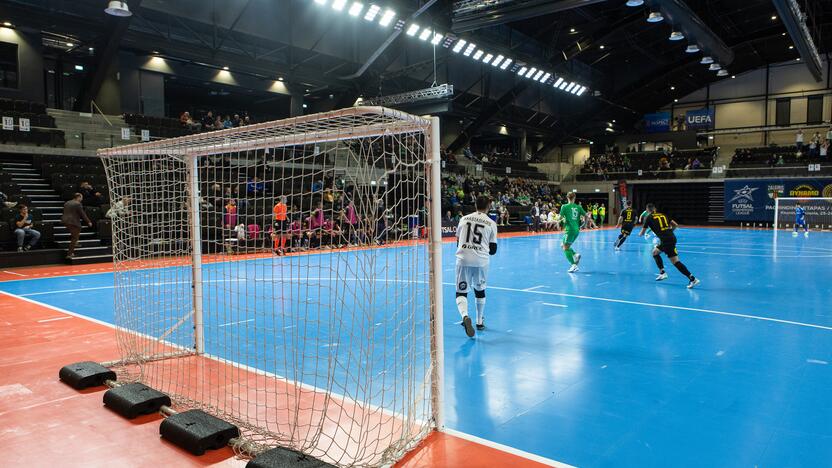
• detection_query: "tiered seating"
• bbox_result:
[483,159,547,180]
[0,99,65,147]
[728,145,832,177]
[123,113,191,139]
[577,148,716,181]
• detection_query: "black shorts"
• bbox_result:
[274,219,289,231]
[621,223,634,235]
[657,237,678,256]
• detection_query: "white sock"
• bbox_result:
[475,298,485,325]
[456,295,468,319]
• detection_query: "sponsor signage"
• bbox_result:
[685,108,715,130]
[644,111,671,133]
[441,220,458,238]
[724,178,832,221]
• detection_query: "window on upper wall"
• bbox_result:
[775,98,791,126]
[0,41,18,89]
[806,95,823,125]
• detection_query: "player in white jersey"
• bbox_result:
[455,196,498,337]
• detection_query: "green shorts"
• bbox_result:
[562,229,579,245]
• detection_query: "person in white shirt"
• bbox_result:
[455,196,498,337]
[796,129,804,152]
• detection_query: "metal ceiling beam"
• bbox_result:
[772,0,823,81]
[645,0,734,68]
[447,80,531,152]
[451,0,606,33]
[74,0,143,112]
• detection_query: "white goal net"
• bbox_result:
[773,197,832,232]
[98,107,444,466]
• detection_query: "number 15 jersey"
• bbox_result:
[456,211,498,268]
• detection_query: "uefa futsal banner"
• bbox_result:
[685,108,715,130]
[644,112,671,133]
[724,178,832,221]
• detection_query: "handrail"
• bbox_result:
[90,100,113,127]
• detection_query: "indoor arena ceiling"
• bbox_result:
[2,0,830,144]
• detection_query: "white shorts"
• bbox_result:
[456,264,488,294]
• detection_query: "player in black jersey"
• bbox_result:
[614,201,636,251]
[638,203,700,288]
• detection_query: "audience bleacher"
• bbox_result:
[577,148,717,181]
[729,145,832,177]
[0,98,65,147]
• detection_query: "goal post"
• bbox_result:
[773,197,832,232]
[98,107,443,466]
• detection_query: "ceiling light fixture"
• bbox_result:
[647,12,664,23]
[430,33,443,45]
[472,50,484,60]
[553,77,564,87]
[491,55,504,67]
[716,69,728,76]
[708,63,721,71]
[418,28,432,41]
[348,2,363,16]
[378,9,395,26]
[452,39,467,53]
[363,4,380,21]
[565,82,576,92]
[482,53,493,64]
[625,0,644,6]
[332,0,347,11]
[463,43,476,56]
[700,56,714,64]
[105,1,132,17]
[524,67,537,78]
[685,44,700,53]
[499,58,512,70]
[575,86,587,96]
[532,70,544,81]
[406,24,419,36]
[669,31,685,41]
[517,66,528,76]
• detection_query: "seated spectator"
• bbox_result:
[443,210,454,223]
[201,111,215,131]
[106,196,131,218]
[79,181,102,206]
[232,114,242,127]
[691,157,702,169]
[311,179,323,192]
[247,176,265,195]
[180,111,202,132]
[13,205,40,252]
[214,115,224,130]
[223,115,234,129]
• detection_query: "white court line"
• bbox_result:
[218,319,254,327]
[523,285,546,291]
[443,428,576,468]
[542,303,568,308]
[481,285,832,332]
[807,359,828,365]
[37,316,72,323]
[2,271,27,277]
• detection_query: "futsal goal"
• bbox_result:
[98,107,444,466]
[773,197,832,231]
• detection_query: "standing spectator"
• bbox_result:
[272,196,289,255]
[796,129,804,152]
[820,140,829,158]
[105,196,131,219]
[826,125,832,143]
[224,199,238,229]
[13,205,40,251]
[61,193,92,259]
[79,181,102,206]
[530,201,541,232]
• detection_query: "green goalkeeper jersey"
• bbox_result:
[559,203,586,232]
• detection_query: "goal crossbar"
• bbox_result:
[100,106,431,158]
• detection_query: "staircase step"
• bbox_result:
[67,254,113,265]
[54,231,96,238]
[54,239,101,247]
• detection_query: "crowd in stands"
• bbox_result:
[579,148,716,181]
[180,110,255,133]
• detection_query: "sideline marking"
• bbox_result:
[443,427,577,468]
[2,271,27,277]
[542,303,568,308]
[523,285,546,291]
[807,359,828,365]
[482,285,832,332]
[218,319,254,327]
[37,316,72,323]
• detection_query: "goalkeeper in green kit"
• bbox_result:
[559,192,591,273]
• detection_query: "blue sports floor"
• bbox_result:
[2,227,832,467]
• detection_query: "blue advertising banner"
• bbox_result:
[685,108,715,130]
[644,112,671,133]
[724,178,832,221]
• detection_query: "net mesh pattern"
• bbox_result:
[99,107,437,466]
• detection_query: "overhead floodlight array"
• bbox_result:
[627,0,729,78]
[311,0,588,96]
